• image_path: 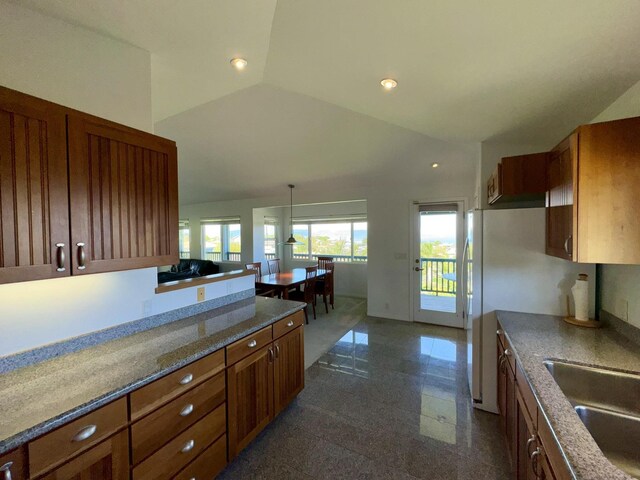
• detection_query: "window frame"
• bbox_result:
[264,217,279,260]
[290,217,367,263]
[178,220,190,259]
[200,217,242,262]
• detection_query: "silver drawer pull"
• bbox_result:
[496,329,503,335]
[179,373,194,385]
[180,404,194,417]
[248,339,257,348]
[1,462,13,480]
[181,439,195,453]
[287,320,294,327]
[73,425,97,442]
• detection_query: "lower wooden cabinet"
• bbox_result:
[498,323,570,480]
[274,326,305,416]
[0,447,27,480]
[39,430,129,480]
[227,323,305,460]
[227,344,275,459]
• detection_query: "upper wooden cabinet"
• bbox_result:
[546,116,640,264]
[487,152,548,205]
[0,88,71,284]
[67,113,178,275]
[0,86,179,284]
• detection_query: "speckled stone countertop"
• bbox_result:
[0,296,304,455]
[496,311,640,480]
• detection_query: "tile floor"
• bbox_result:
[219,316,511,479]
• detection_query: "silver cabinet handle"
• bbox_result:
[179,373,193,385]
[504,349,512,357]
[180,404,194,417]
[268,347,274,363]
[1,462,13,480]
[496,329,503,335]
[526,435,537,456]
[181,439,195,453]
[530,447,542,478]
[287,320,294,327]
[55,243,66,272]
[76,242,86,270]
[247,339,257,348]
[275,344,280,358]
[563,235,573,256]
[73,424,97,442]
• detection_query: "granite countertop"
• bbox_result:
[0,296,304,455]
[496,311,640,480]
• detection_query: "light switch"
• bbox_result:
[197,287,205,302]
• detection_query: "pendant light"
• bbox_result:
[283,184,300,245]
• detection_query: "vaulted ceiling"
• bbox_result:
[13,0,640,203]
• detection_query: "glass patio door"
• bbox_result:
[412,202,464,328]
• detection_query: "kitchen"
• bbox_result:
[1,1,640,479]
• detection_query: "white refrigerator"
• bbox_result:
[465,207,596,413]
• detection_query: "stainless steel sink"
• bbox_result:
[543,360,640,478]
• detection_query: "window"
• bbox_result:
[178,220,190,259]
[291,217,367,262]
[201,218,242,262]
[264,217,278,260]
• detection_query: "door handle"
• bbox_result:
[414,267,424,271]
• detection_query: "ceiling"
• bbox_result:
[12,0,640,202]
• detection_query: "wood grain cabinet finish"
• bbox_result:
[546,116,640,264]
[274,326,305,416]
[0,88,71,284]
[225,325,273,366]
[273,310,304,340]
[0,447,27,480]
[0,86,179,284]
[173,434,227,480]
[132,404,226,480]
[227,343,275,459]
[487,152,548,205]
[130,348,225,421]
[38,430,129,480]
[131,371,225,465]
[497,335,516,467]
[28,397,128,478]
[67,113,178,275]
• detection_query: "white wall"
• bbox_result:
[590,79,640,329]
[0,1,152,132]
[0,3,239,357]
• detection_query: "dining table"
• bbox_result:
[255,268,326,299]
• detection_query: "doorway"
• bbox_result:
[412,202,464,328]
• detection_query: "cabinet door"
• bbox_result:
[39,430,129,480]
[0,87,70,284]
[227,344,274,459]
[546,134,576,260]
[67,113,178,275]
[498,338,516,466]
[274,326,305,416]
[0,447,27,480]
[516,389,538,480]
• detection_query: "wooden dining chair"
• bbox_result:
[314,262,335,313]
[317,256,334,271]
[245,262,275,297]
[267,258,281,274]
[288,266,317,324]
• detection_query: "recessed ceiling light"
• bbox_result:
[230,58,248,71]
[431,162,439,168]
[380,78,398,90]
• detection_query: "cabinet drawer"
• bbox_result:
[226,326,273,366]
[131,371,226,464]
[0,447,27,480]
[273,311,304,340]
[29,397,127,477]
[130,349,225,420]
[174,434,227,480]
[133,404,226,480]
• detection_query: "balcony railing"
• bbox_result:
[421,257,456,295]
[265,253,277,260]
[179,251,190,259]
[291,253,367,263]
[204,251,241,262]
